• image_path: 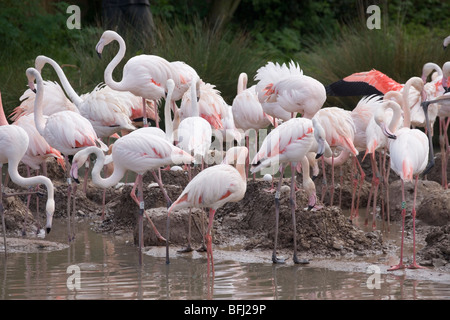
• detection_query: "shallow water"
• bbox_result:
[1,216,450,300]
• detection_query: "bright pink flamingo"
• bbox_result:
[70,128,194,265]
[387,80,429,271]
[96,30,180,128]
[0,91,55,252]
[166,146,248,276]
[250,117,330,264]
[26,67,107,242]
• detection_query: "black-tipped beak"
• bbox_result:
[315,152,323,159]
[312,175,318,181]
[73,177,80,184]
[307,205,314,211]
[32,88,37,93]
[97,51,102,59]
[46,227,51,234]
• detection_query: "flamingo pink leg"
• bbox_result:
[272,164,286,264]
[1,166,7,256]
[388,179,407,271]
[205,208,216,277]
[407,175,427,269]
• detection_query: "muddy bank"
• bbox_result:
[1,155,450,273]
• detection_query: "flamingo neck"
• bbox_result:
[0,92,8,125]
[402,78,422,128]
[37,56,84,106]
[87,146,127,188]
[190,77,200,117]
[104,35,128,92]
[385,100,403,132]
[237,73,248,95]
[235,149,248,181]
[164,90,175,142]
[33,70,48,136]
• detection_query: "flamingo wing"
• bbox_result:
[326,69,403,96]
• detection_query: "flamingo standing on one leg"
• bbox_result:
[387,81,429,271]
[26,68,107,242]
[166,146,248,276]
[250,117,330,264]
[70,129,194,265]
[0,91,55,254]
[96,30,180,128]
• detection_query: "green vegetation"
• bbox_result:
[0,0,449,118]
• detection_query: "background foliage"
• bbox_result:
[0,0,448,117]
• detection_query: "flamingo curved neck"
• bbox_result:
[36,56,84,106]
[402,78,422,128]
[7,158,54,202]
[385,101,403,132]
[104,34,128,92]
[190,77,200,117]
[237,73,248,95]
[164,88,174,142]
[87,147,127,188]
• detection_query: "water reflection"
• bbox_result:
[1,219,450,300]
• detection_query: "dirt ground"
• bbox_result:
[1,153,450,274]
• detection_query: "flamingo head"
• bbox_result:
[25,68,38,93]
[70,148,92,184]
[45,199,55,234]
[95,30,119,58]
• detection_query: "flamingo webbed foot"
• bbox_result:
[407,263,427,270]
[387,263,405,271]
[293,256,309,265]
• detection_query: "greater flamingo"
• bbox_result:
[312,106,358,206]
[166,146,248,276]
[254,61,301,123]
[232,72,273,178]
[176,77,213,252]
[250,117,330,264]
[386,82,429,271]
[12,113,64,233]
[70,129,194,264]
[256,60,326,120]
[0,92,55,253]
[26,67,107,241]
[96,30,180,128]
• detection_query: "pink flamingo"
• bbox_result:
[250,117,330,264]
[175,77,212,252]
[364,99,403,229]
[12,113,65,234]
[232,72,274,178]
[26,68,107,242]
[166,146,248,275]
[254,61,301,124]
[312,106,358,206]
[70,130,194,265]
[387,80,429,271]
[256,60,326,121]
[96,30,180,128]
[0,92,55,252]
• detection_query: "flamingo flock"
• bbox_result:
[1,29,450,280]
